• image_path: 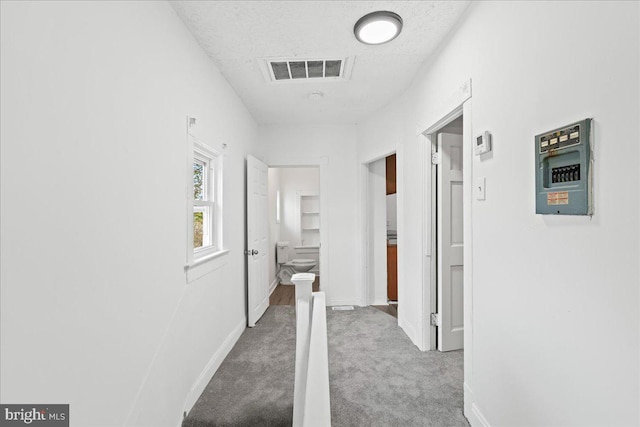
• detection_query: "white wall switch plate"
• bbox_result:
[475,177,486,200]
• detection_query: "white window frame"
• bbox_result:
[187,134,223,267]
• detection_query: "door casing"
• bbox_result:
[267,157,329,301]
[417,80,474,419]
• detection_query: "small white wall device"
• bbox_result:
[475,131,491,155]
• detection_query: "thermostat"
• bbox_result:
[475,131,491,155]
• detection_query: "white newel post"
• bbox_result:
[292,273,331,427]
[293,273,313,427]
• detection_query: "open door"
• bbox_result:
[437,132,464,351]
[247,155,269,327]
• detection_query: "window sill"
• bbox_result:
[185,249,229,283]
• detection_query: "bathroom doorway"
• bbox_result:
[267,166,321,305]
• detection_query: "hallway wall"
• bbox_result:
[260,124,360,305]
[358,1,640,426]
[368,159,388,306]
[0,2,258,426]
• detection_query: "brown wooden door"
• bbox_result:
[386,154,396,195]
[387,244,398,301]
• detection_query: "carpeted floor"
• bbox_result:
[183,306,469,427]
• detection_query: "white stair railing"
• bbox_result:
[292,273,331,427]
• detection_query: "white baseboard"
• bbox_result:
[182,320,245,418]
[464,383,490,427]
[470,403,491,427]
[371,299,389,306]
[464,382,474,420]
[325,299,358,307]
[398,317,419,349]
[269,277,279,296]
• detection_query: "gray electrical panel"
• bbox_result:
[535,119,593,215]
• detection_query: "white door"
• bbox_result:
[247,155,269,327]
[437,132,464,351]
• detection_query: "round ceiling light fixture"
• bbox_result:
[354,11,403,45]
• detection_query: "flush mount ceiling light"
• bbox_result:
[354,11,403,45]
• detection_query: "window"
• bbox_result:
[188,136,222,265]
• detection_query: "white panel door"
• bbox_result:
[247,155,269,327]
[437,132,464,351]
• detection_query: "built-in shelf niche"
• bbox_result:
[299,193,320,246]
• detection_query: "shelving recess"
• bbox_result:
[300,194,320,246]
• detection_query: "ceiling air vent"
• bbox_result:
[260,57,354,83]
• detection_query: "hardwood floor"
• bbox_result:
[269,279,398,320]
[372,303,398,319]
[269,277,320,306]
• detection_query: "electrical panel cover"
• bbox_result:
[535,119,593,215]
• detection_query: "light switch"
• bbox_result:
[475,177,486,200]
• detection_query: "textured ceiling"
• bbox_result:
[170,1,470,125]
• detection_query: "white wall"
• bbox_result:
[358,1,640,426]
[0,2,258,426]
[386,194,397,233]
[267,168,281,290]
[279,168,320,248]
[356,99,424,338]
[358,99,426,344]
[368,159,388,305]
[261,125,359,305]
[357,99,406,163]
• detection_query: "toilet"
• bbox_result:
[276,241,316,285]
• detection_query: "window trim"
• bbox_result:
[186,133,224,270]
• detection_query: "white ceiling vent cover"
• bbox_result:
[259,57,354,84]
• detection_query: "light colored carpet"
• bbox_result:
[183,306,469,427]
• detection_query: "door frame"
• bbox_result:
[268,157,329,299]
[417,79,474,416]
[360,155,396,307]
